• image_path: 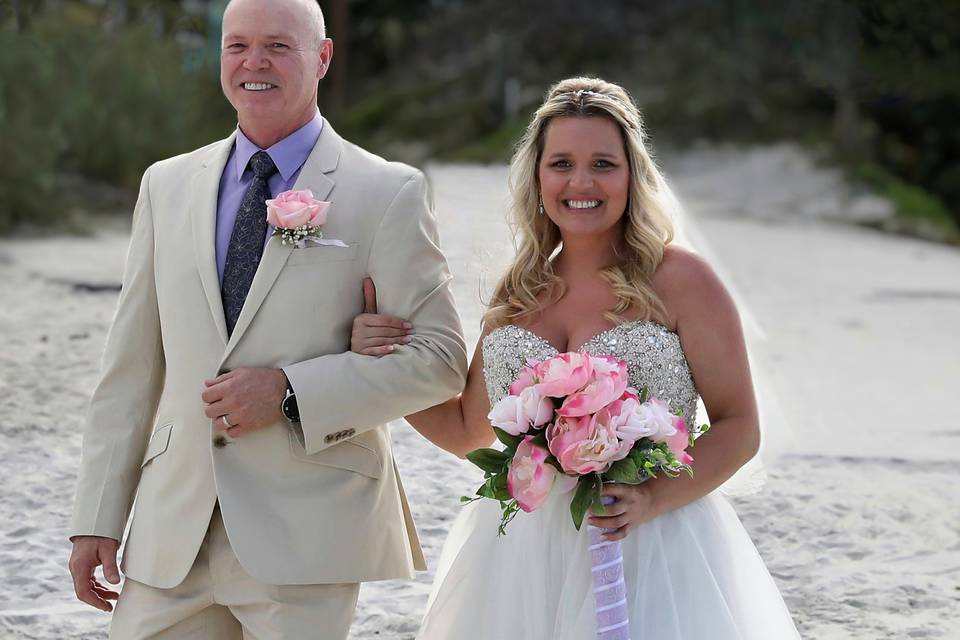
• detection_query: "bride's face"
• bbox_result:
[537,116,630,241]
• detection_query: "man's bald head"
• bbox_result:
[225,0,326,46]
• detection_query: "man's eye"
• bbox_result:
[226,43,245,50]
[271,43,289,49]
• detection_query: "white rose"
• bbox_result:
[488,387,553,435]
[612,397,678,443]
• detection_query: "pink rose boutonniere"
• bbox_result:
[266,189,348,249]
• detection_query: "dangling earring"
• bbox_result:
[537,195,545,215]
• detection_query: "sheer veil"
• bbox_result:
[662,177,793,497]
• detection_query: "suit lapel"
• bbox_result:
[219,120,343,365]
[190,135,235,347]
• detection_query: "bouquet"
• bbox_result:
[464,351,709,640]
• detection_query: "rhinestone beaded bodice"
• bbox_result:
[482,321,699,427]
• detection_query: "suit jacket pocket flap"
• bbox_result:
[288,430,381,479]
[285,242,359,266]
[140,423,173,468]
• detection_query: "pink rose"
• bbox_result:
[266,189,330,229]
[665,416,693,465]
[507,437,572,512]
[508,363,538,395]
[609,396,678,443]
[547,411,632,475]
[487,386,554,436]
[534,352,593,398]
[557,355,629,417]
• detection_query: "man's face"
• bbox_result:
[220,0,330,134]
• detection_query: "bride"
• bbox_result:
[350,77,801,639]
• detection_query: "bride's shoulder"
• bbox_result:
[652,245,734,318]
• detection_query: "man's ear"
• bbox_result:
[318,39,333,80]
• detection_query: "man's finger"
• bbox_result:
[201,383,228,404]
[100,545,120,584]
[91,584,120,600]
[204,400,231,420]
[76,578,111,612]
[203,370,235,387]
[362,277,378,315]
[212,413,238,433]
[226,423,254,438]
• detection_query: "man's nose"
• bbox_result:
[241,48,270,71]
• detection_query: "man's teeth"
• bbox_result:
[565,200,601,209]
[243,82,275,91]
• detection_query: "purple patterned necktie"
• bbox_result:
[221,150,277,336]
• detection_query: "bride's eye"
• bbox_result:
[594,159,614,169]
[551,159,572,169]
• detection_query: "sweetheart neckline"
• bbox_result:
[486,319,680,355]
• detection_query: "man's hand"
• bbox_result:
[202,367,287,438]
[69,536,121,612]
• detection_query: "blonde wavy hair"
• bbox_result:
[484,76,677,329]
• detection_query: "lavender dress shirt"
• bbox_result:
[215,111,324,284]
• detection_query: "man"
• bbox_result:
[67,0,467,637]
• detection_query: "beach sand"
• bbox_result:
[0,146,957,638]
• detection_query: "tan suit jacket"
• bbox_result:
[70,121,468,588]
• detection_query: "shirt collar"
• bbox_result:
[233,110,324,183]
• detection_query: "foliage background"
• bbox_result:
[0,0,956,239]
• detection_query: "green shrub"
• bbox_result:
[0,13,233,233]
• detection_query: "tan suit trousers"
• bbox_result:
[109,505,360,639]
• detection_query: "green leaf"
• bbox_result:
[528,430,549,450]
[466,448,511,474]
[493,427,523,450]
[498,499,521,536]
[604,457,642,484]
[638,386,649,404]
[477,482,497,499]
[570,474,601,530]
[490,472,511,501]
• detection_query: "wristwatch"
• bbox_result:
[281,379,300,423]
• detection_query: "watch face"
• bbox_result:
[283,394,300,422]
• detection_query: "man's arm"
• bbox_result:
[70,165,165,541]
[283,171,468,454]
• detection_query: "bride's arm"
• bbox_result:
[589,248,761,538]
[404,335,496,458]
[351,279,495,458]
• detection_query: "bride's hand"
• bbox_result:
[587,482,660,541]
[351,278,413,356]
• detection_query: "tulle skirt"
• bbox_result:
[418,488,800,640]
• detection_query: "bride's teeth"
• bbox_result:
[243,82,274,91]
[565,200,601,209]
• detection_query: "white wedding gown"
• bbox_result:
[417,321,801,639]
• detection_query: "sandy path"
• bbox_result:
[0,148,957,639]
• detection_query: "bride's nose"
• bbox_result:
[568,167,594,189]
